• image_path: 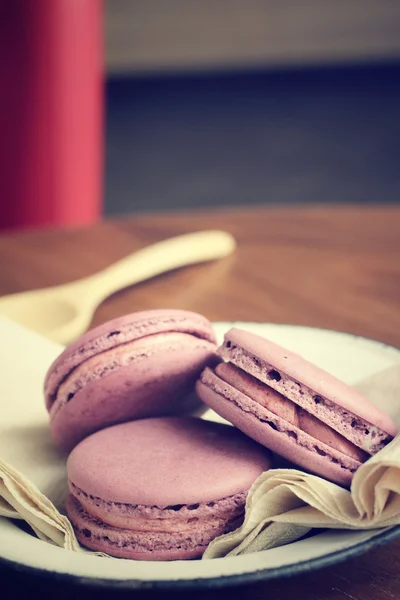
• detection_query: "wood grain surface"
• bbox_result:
[1,204,400,599]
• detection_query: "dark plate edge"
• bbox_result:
[1,525,399,590]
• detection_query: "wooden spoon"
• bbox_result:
[0,230,236,344]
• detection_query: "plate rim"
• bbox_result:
[1,322,400,589]
[1,526,399,590]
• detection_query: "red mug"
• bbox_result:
[0,0,103,230]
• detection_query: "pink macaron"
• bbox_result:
[196,328,398,487]
[66,417,272,560]
[45,309,218,451]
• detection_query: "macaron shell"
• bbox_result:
[50,336,217,451]
[66,494,216,561]
[74,536,203,561]
[45,309,216,410]
[67,417,272,506]
[196,376,356,487]
[77,539,203,561]
[221,328,398,439]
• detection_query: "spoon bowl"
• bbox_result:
[0,230,236,345]
[0,293,79,333]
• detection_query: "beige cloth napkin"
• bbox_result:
[0,316,399,558]
[0,316,79,550]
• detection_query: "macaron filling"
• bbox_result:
[66,494,243,559]
[69,482,246,533]
[45,310,217,410]
[69,481,246,532]
[50,332,216,420]
[219,340,394,454]
[214,363,368,462]
[199,366,366,473]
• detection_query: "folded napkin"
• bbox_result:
[0,317,79,550]
[0,316,399,558]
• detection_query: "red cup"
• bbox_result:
[0,0,103,230]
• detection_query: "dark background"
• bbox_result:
[105,62,400,216]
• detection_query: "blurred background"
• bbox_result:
[1,0,400,230]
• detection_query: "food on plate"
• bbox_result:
[45,309,218,450]
[66,417,272,560]
[196,328,397,486]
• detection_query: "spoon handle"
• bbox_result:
[71,230,236,306]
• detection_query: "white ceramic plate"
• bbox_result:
[1,322,400,589]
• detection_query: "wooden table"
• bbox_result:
[1,204,400,600]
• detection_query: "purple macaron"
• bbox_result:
[45,309,218,451]
[196,328,398,487]
[66,417,272,560]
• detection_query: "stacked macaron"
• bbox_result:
[44,309,273,560]
[45,311,397,560]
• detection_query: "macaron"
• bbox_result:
[196,328,398,487]
[45,309,218,451]
[66,417,272,560]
